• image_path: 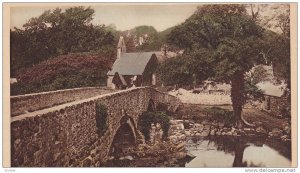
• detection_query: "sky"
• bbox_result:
[10,4,199,32]
[10,3,289,32]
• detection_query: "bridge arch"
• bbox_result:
[109,114,137,157]
[147,99,156,112]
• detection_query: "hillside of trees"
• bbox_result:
[119,25,174,52]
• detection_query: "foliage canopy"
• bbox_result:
[162,4,287,126]
[11,6,116,77]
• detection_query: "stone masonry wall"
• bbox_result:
[11,87,115,117]
[266,95,289,117]
[11,87,180,167]
[244,95,289,117]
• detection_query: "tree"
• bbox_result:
[246,4,290,88]
[166,4,266,127]
[246,65,271,84]
[10,6,116,77]
[131,25,162,51]
[158,48,214,86]
[124,35,136,52]
[246,4,290,34]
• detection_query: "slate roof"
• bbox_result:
[151,51,178,63]
[107,52,156,76]
[256,81,285,97]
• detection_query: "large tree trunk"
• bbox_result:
[231,72,254,128]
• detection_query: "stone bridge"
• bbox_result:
[10,87,181,167]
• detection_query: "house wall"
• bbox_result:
[107,76,115,89]
[108,75,144,89]
[142,55,158,86]
[265,95,289,117]
[152,74,156,85]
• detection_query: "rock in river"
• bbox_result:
[256,126,267,134]
[270,128,283,137]
[200,130,210,137]
[124,155,133,161]
[210,129,216,136]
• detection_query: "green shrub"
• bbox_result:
[11,52,114,95]
[138,111,170,140]
[203,107,234,125]
[95,102,108,135]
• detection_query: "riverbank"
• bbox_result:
[104,141,190,167]
[104,104,291,167]
[172,104,291,139]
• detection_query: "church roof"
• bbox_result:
[107,52,156,76]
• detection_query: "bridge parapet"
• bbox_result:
[10,87,181,167]
[10,87,115,117]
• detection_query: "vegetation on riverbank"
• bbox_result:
[173,104,290,132]
[138,111,170,140]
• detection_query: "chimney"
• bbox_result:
[117,47,122,59]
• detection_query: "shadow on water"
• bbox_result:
[104,136,291,167]
[185,136,291,167]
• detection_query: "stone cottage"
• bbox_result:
[245,81,289,118]
[256,81,290,117]
[107,37,158,89]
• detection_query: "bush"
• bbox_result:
[138,111,170,140]
[95,102,108,135]
[203,107,234,125]
[11,52,114,95]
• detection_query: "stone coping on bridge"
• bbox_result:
[11,86,179,123]
[10,87,116,117]
[11,87,111,98]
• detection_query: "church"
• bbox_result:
[107,36,159,89]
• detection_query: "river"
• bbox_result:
[105,136,291,167]
[185,136,291,167]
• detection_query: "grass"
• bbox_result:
[242,108,289,131]
[174,104,289,131]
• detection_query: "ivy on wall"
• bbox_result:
[95,102,108,135]
[138,111,170,140]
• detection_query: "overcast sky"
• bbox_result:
[10,4,198,31]
[10,3,289,32]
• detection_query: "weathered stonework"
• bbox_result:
[263,95,290,117]
[244,95,290,117]
[11,87,180,167]
[11,87,115,116]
